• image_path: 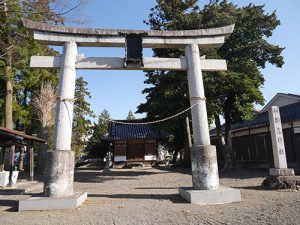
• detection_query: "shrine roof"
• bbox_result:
[107,121,169,141]
[231,102,300,132]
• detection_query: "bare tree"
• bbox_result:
[32,82,56,129]
[32,81,56,173]
[1,0,92,24]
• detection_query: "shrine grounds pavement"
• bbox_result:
[1,165,300,225]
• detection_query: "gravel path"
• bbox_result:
[0,165,300,225]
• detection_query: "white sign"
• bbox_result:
[0,171,9,187]
[294,126,300,134]
[144,155,157,161]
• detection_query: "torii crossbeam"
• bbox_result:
[19,19,241,211]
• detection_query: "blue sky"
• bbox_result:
[62,0,300,122]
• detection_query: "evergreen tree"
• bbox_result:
[72,77,95,161]
[85,110,111,159]
[138,0,284,166]
[126,110,136,120]
[0,1,24,129]
[0,0,89,132]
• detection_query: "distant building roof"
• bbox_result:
[231,101,300,132]
[107,121,169,141]
[260,93,300,113]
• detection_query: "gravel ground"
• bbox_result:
[0,165,300,225]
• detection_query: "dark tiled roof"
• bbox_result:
[210,124,225,137]
[231,102,300,131]
[107,122,169,140]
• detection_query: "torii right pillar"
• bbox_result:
[179,44,241,205]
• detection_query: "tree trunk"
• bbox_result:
[4,2,13,130]
[220,113,234,172]
[172,149,179,164]
[18,147,25,171]
[38,124,49,174]
[183,116,192,167]
[214,114,225,147]
[5,67,13,130]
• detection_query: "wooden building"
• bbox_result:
[0,127,46,186]
[260,93,300,113]
[230,101,300,168]
[107,122,168,167]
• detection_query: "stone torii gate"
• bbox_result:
[19,19,240,211]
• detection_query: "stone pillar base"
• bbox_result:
[191,145,219,190]
[44,150,74,197]
[269,168,295,176]
[179,186,241,205]
[19,192,87,211]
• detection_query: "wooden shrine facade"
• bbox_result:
[108,122,168,167]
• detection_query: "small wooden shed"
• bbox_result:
[0,127,46,186]
[108,121,168,167]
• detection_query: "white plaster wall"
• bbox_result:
[114,156,126,162]
[261,96,300,112]
[144,155,157,161]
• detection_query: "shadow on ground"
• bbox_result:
[135,187,178,190]
[74,164,170,183]
[88,193,187,204]
[0,200,18,211]
[155,166,269,180]
[232,185,270,191]
[219,169,268,179]
[74,171,140,183]
[155,166,191,175]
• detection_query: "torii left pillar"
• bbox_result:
[19,42,87,211]
[44,41,77,197]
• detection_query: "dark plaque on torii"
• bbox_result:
[122,33,148,68]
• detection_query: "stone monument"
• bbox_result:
[268,106,294,176]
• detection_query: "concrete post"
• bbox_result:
[29,147,34,181]
[185,44,219,190]
[44,41,77,197]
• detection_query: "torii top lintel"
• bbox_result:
[23,19,234,49]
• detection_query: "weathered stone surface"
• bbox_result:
[32,31,226,48]
[22,19,234,48]
[186,44,210,146]
[190,145,219,190]
[44,150,75,197]
[52,41,77,151]
[179,186,241,205]
[19,192,87,211]
[268,106,288,169]
[262,175,300,189]
[30,56,227,71]
[23,19,234,38]
[269,168,295,176]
